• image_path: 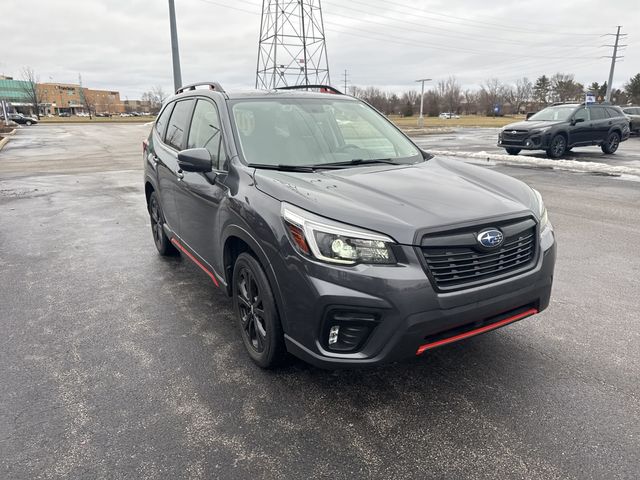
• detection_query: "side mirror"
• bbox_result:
[178,148,212,173]
[525,112,535,120]
[572,118,585,125]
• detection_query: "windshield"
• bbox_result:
[528,106,576,122]
[230,98,421,167]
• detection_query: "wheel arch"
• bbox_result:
[222,225,289,331]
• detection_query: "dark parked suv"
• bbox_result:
[622,106,640,133]
[498,103,630,158]
[144,82,556,368]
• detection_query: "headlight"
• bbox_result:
[282,203,396,265]
[532,189,549,230]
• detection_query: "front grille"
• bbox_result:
[501,130,529,145]
[420,218,538,291]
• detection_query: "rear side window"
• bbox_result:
[165,100,194,150]
[155,103,174,137]
[589,107,608,120]
[187,99,228,170]
[606,107,622,118]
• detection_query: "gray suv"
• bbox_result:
[143,82,556,369]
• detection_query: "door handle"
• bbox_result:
[176,170,184,181]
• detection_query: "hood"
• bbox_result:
[253,157,537,245]
[503,120,564,131]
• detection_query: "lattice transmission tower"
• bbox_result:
[255,0,331,89]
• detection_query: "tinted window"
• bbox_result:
[187,99,228,170]
[589,107,608,120]
[573,107,589,122]
[165,100,194,150]
[622,108,633,114]
[606,107,622,118]
[155,103,174,137]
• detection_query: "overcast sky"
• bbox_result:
[2,0,638,99]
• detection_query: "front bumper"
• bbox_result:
[498,131,551,150]
[279,228,557,369]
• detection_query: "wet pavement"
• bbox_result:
[1,124,639,479]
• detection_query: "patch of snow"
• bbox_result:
[430,150,640,178]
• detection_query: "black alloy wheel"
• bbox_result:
[546,135,566,159]
[233,253,286,368]
[148,191,176,256]
[602,132,620,154]
[505,147,521,155]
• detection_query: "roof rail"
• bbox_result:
[275,84,343,95]
[176,82,226,96]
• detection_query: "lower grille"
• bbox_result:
[420,218,538,291]
[501,130,529,146]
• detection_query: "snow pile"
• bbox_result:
[430,150,640,177]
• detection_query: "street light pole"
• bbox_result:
[168,0,183,93]
[415,78,432,128]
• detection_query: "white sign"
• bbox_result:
[585,93,596,104]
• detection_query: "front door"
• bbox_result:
[155,99,195,233]
[569,106,591,145]
[174,98,230,276]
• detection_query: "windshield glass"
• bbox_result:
[528,106,576,122]
[230,98,421,167]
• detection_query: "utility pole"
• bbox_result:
[168,0,183,93]
[415,78,432,128]
[343,69,348,93]
[604,26,627,103]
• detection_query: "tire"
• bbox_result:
[148,191,177,256]
[26,120,32,126]
[546,134,566,159]
[232,253,286,368]
[505,147,521,155]
[601,132,620,154]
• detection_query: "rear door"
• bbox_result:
[588,106,610,142]
[155,99,195,233]
[173,97,230,273]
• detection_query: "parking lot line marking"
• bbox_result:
[416,307,539,355]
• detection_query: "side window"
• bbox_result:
[589,107,607,120]
[606,107,621,118]
[165,100,194,150]
[155,102,174,138]
[187,99,228,170]
[573,107,589,122]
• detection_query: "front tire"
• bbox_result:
[233,253,286,368]
[148,191,177,256]
[601,132,620,154]
[546,134,566,159]
[26,120,32,126]
[505,147,521,155]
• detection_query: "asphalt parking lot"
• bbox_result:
[1,124,639,479]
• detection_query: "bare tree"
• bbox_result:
[479,78,510,115]
[80,88,94,119]
[19,66,40,119]
[142,85,170,114]
[512,77,533,114]
[438,76,462,114]
[550,73,584,102]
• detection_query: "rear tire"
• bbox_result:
[546,135,566,159]
[26,120,32,126]
[601,132,620,154]
[148,191,177,256]
[233,253,287,368]
[505,148,521,155]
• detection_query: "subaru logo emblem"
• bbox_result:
[477,229,504,248]
[511,130,517,134]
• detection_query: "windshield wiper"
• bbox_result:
[314,158,401,167]
[249,163,317,172]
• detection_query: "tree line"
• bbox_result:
[348,73,640,117]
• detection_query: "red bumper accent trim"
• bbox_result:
[170,238,219,288]
[416,307,538,355]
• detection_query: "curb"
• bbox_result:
[430,150,640,178]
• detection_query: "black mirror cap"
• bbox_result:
[178,148,212,173]
[525,112,535,120]
[573,118,585,124]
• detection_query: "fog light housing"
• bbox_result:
[322,310,379,352]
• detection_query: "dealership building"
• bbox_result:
[0,75,132,116]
